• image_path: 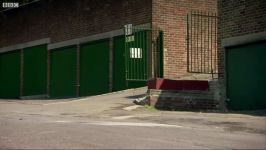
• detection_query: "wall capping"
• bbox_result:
[48,29,123,50]
[0,23,151,53]
[222,31,266,48]
[0,38,50,54]
[48,23,151,50]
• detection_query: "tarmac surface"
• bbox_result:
[0,87,265,149]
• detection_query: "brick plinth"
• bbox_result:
[147,79,221,110]
[148,89,218,110]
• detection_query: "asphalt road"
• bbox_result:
[0,87,265,149]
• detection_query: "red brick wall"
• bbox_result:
[152,0,217,79]
[0,0,152,47]
[217,0,266,78]
[0,0,219,80]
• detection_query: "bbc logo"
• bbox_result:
[2,2,19,8]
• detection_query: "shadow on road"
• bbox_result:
[125,94,146,99]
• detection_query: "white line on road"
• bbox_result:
[54,120,184,128]
[87,121,184,128]
[112,114,154,120]
[112,115,135,119]
[122,105,144,111]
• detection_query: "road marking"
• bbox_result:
[54,120,184,128]
[112,115,135,119]
[86,121,183,128]
[112,114,155,120]
[123,105,143,111]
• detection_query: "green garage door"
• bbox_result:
[113,35,127,91]
[80,39,109,96]
[50,46,77,98]
[226,41,266,110]
[23,45,47,96]
[0,50,20,98]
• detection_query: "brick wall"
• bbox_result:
[0,0,219,80]
[0,0,152,47]
[217,0,266,77]
[147,80,222,110]
[152,0,217,79]
[147,81,220,110]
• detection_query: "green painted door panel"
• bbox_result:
[126,30,149,88]
[23,45,47,96]
[127,80,147,88]
[80,39,109,96]
[50,46,77,98]
[113,36,127,91]
[226,41,266,110]
[125,30,148,81]
[113,35,147,92]
[0,51,20,98]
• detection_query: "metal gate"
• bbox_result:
[124,25,163,81]
[187,11,218,74]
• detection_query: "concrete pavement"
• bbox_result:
[0,87,265,149]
